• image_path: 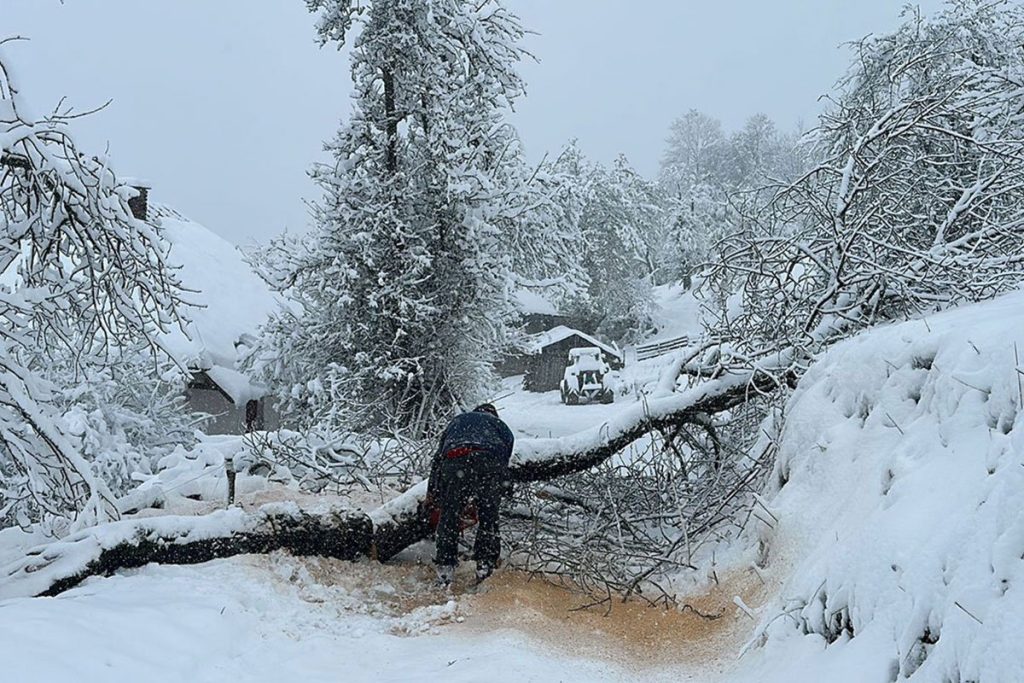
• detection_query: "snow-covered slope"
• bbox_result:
[647,282,703,343]
[733,290,1024,682]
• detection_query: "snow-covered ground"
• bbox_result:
[730,290,1024,682]
[0,550,749,682]
[647,282,704,344]
[496,375,624,439]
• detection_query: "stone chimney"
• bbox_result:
[125,179,151,221]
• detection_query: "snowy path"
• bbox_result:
[0,553,744,682]
[495,377,624,440]
[494,283,705,442]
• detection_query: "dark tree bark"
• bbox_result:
[382,68,398,173]
[2,507,373,600]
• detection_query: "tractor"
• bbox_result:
[559,347,615,405]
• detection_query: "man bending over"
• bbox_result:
[427,403,514,587]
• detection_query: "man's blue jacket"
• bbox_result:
[435,410,515,465]
[426,410,515,501]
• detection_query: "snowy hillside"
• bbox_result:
[730,290,1024,682]
[647,281,704,344]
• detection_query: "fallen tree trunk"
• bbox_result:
[508,366,785,483]
[0,504,372,599]
[1,363,787,597]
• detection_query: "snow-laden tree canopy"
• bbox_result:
[256,0,581,438]
[705,0,1024,378]
[541,144,667,342]
[0,40,185,531]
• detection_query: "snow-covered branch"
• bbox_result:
[0,354,792,597]
[0,43,185,530]
[0,503,372,600]
[704,1,1024,373]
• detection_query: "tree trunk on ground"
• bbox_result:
[1,506,372,599]
[1,365,784,598]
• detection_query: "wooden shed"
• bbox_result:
[520,326,623,393]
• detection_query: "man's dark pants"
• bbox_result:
[433,450,506,568]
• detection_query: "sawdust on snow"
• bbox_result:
[459,568,764,672]
[250,553,764,675]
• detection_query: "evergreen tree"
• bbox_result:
[545,147,662,343]
[258,0,570,437]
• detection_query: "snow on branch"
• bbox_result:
[0,42,185,530]
[704,1,1024,377]
[509,361,787,482]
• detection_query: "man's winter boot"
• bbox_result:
[436,565,456,589]
[474,562,493,584]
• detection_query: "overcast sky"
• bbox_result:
[4,0,945,246]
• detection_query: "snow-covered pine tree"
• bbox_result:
[257,0,573,438]
[0,40,185,532]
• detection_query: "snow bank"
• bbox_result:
[733,290,1024,682]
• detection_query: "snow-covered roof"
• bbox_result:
[153,203,280,405]
[526,325,621,360]
[513,289,559,316]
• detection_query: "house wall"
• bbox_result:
[186,386,247,434]
[494,354,531,378]
[186,377,280,435]
[523,336,583,392]
[127,186,149,221]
